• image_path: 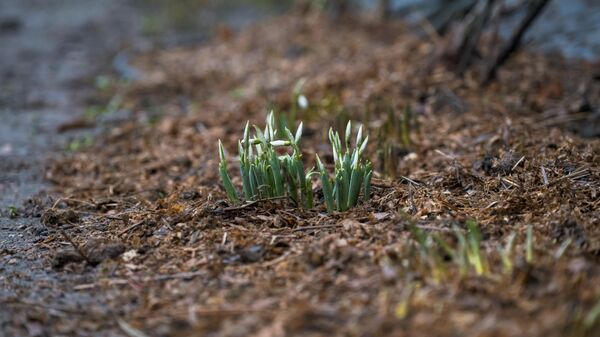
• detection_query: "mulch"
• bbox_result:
[8,14,599,337]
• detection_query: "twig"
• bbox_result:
[212,196,289,213]
[221,232,228,245]
[105,215,128,222]
[278,209,304,221]
[408,183,417,214]
[371,180,393,188]
[548,167,590,186]
[148,271,208,282]
[117,319,150,337]
[118,220,145,237]
[291,224,342,232]
[501,177,520,188]
[3,299,90,315]
[74,271,207,290]
[511,156,525,171]
[540,166,549,186]
[192,307,273,316]
[401,175,422,186]
[263,251,295,267]
[455,0,497,75]
[435,149,455,160]
[52,197,97,209]
[415,225,457,232]
[417,11,441,43]
[153,306,275,320]
[58,228,92,265]
[484,0,551,83]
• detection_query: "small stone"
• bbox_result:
[122,249,138,262]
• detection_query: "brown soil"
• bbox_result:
[5,14,600,337]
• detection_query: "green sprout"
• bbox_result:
[526,225,534,264]
[66,136,94,152]
[554,237,573,260]
[584,298,600,330]
[316,121,372,213]
[373,103,419,178]
[289,78,308,127]
[410,224,447,283]
[395,281,416,319]
[8,206,17,218]
[498,231,517,274]
[218,140,239,204]
[459,219,490,276]
[218,112,313,208]
[410,220,493,280]
[275,79,309,137]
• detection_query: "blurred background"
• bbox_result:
[1,3,599,337]
[0,0,599,208]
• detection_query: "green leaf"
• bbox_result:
[322,175,334,212]
[305,175,314,209]
[218,140,239,203]
[269,151,284,196]
[345,120,351,150]
[284,157,299,203]
[219,166,239,203]
[526,225,534,264]
[295,122,303,144]
[347,166,363,208]
[465,219,488,275]
[335,171,346,211]
[243,121,250,149]
[284,127,294,143]
[501,232,517,274]
[238,141,245,163]
[249,165,259,199]
[218,140,226,162]
[359,135,369,154]
[356,125,363,147]
[254,126,267,145]
[363,165,372,201]
[240,162,251,200]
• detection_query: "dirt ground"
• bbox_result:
[0,2,140,336]
[1,3,600,337]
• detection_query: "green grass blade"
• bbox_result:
[218,140,239,203]
[359,135,369,154]
[321,173,334,212]
[316,155,334,212]
[248,165,259,200]
[253,126,267,145]
[356,125,363,147]
[433,234,456,261]
[269,151,284,196]
[295,122,303,144]
[219,166,239,204]
[335,171,345,211]
[453,226,469,276]
[501,232,517,274]
[240,164,252,200]
[526,225,534,264]
[345,120,351,150]
[305,175,314,209]
[284,157,299,203]
[584,298,600,330]
[465,219,488,276]
[347,166,363,208]
[363,164,372,201]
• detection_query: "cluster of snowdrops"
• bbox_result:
[218,112,372,213]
